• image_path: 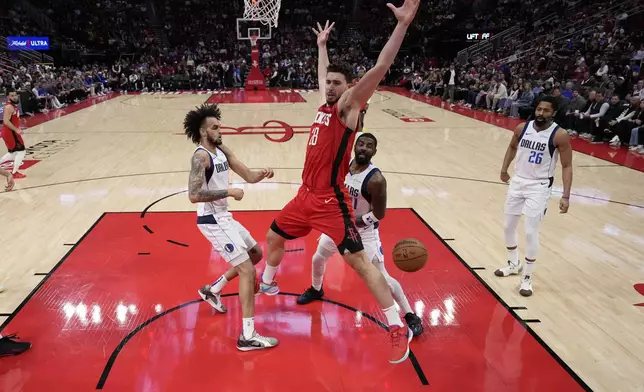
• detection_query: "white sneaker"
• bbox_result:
[0,284,4,293]
[198,285,227,313]
[494,261,523,277]
[236,331,279,351]
[519,275,533,297]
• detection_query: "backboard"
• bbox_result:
[236,18,272,41]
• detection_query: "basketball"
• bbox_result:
[392,238,428,272]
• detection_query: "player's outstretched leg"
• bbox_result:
[520,214,541,297]
[375,263,423,337]
[199,245,264,312]
[259,228,284,295]
[344,251,412,364]
[298,236,336,304]
[235,259,278,351]
[495,214,523,277]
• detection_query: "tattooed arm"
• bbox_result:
[188,150,243,203]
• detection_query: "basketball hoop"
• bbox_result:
[243,0,281,27]
[250,34,259,48]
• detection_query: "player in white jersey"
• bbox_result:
[496,96,573,296]
[296,133,424,336]
[184,103,278,351]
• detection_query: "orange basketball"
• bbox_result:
[392,238,428,272]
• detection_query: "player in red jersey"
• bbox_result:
[0,89,27,179]
[259,0,420,365]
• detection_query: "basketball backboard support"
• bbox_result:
[237,18,272,40]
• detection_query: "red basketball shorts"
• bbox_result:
[271,185,364,254]
[1,128,25,153]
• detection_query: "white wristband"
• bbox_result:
[361,211,379,226]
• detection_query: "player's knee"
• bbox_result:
[343,252,370,278]
[248,245,263,265]
[266,229,285,249]
[235,259,256,277]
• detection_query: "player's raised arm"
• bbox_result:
[313,20,335,104]
[188,150,242,202]
[339,0,419,111]
[218,144,274,184]
[554,129,573,213]
[500,123,524,183]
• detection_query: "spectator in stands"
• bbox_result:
[498,82,519,115]
[487,80,508,112]
[628,100,644,153]
[509,82,534,118]
[565,89,588,135]
[609,95,641,146]
[578,90,609,142]
[442,64,458,104]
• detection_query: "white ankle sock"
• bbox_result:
[242,317,255,339]
[383,304,403,327]
[523,259,536,278]
[210,275,228,293]
[507,248,519,266]
[262,265,278,284]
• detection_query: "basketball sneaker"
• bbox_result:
[0,284,4,293]
[519,275,533,297]
[258,280,279,296]
[297,285,324,304]
[0,334,32,357]
[198,285,227,313]
[236,331,279,351]
[389,325,413,364]
[494,261,522,277]
[404,312,424,337]
[12,172,26,179]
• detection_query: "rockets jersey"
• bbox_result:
[302,103,357,192]
[514,120,560,181]
[345,160,381,241]
[194,146,230,217]
[1,102,19,132]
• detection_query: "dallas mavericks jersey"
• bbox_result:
[195,146,230,217]
[514,120,560,181]
[345,161,380,241]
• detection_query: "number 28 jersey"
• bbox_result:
[302,103,357,191]
[514,120,560,181]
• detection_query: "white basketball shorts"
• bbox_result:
[197,214,257,267]
[318,231,385,264]
[504,176,553,218]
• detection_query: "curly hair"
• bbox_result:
[327,63,354,83]
[183,103,222,144]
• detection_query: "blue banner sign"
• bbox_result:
[7,36,50,51]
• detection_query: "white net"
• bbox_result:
[243,0,281,27]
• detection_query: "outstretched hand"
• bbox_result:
[312,20,335,46]
[387,0,420,26]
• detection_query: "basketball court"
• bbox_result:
[0,87,643,391]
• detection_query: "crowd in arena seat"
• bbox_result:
[2,0,644,151]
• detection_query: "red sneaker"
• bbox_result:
[389,325,412,364]
[12,172,26,179]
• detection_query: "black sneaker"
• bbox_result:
[236,332,279,351]
[404,313,424,337]
[297,286,324,305]
[0,334,32,357]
